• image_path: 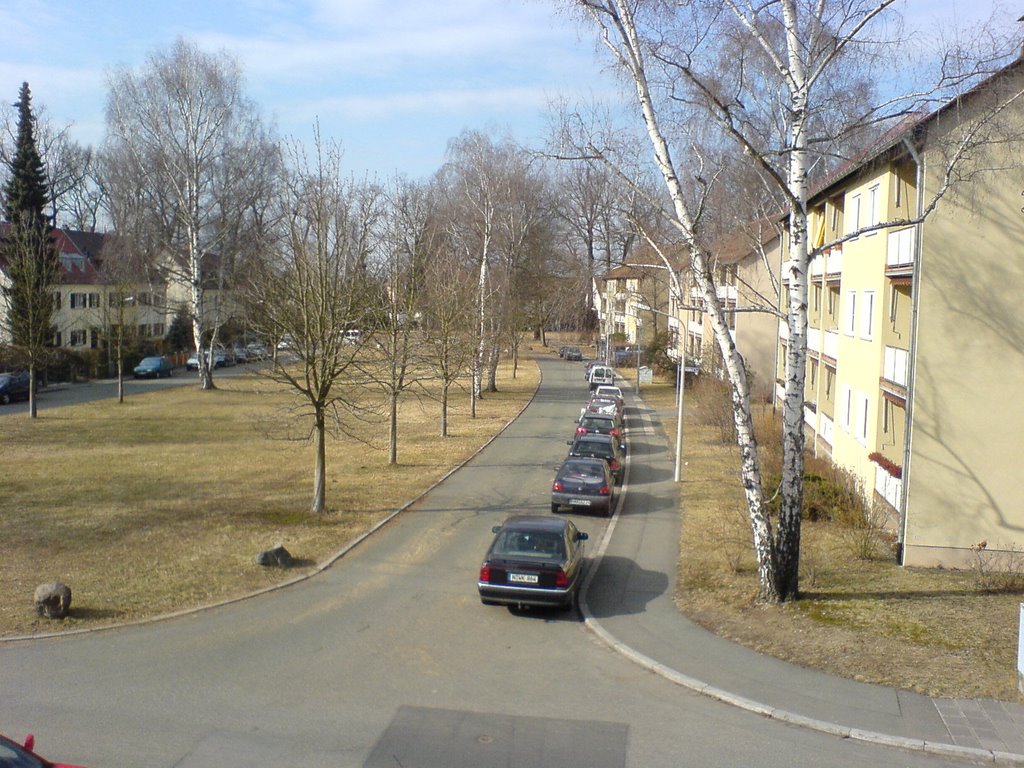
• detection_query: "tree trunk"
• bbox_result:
[311,410,326,514]
[441,380,450,437]
[28,368,38,419]
[389,390,399,465]
[117,354,124,404]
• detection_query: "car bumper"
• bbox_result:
[478,582,576,608]
[552,492,611,514]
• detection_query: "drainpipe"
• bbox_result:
[898,135,925,566]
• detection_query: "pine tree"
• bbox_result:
[2,82,59,417]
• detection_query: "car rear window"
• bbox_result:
[562,461,605,480]
[492,530,566,558]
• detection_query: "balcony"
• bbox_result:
[821,330,839,360]
[807,327,820,354]
[883,345,909,387]
[887,227,915,273]
[875,465,903,510]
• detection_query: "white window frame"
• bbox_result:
[860,290,875,340]
[849,193,862,237]
[840,384,853,431]
[857,391,870,446]
[844,290,857,336]
[866,184,880,232]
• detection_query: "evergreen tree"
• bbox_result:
[1,82,59,417]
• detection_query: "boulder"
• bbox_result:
[255,543,294,567]
[34,582,72,619]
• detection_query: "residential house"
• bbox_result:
[776,57,1024,567]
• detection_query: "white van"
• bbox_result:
[588,365,615,390]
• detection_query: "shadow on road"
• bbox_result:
[584,555,669,619]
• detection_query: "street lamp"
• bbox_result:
[634,300,686,483]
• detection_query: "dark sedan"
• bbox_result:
[133,355,174,378]
[567,432,625,484]
[478,515,588,610]
[551,457,615,516]
[0,370,31,404]
[576,412,625,449]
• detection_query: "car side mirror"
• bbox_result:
[576,532,589,541]
[491,525,502,534]
[24,735,35,752]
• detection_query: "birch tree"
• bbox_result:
[105,38,276,390]
[569,0,1022,602]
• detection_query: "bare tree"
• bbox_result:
[568,0,1023,602]
[105,37,277,390]
[248,134,377,514]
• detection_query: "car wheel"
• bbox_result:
[481,598,498,606]
[0,393,9,405]
[551,502,560,514]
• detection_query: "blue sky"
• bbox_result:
[0,0,1011,181]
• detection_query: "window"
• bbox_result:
[889,286,899,324]
[894,175,902,208]
[844,290,857,336]
[831,202,841,234]
[866,184,880,231]
[813,285,821,312]
[825,368,834,398]
[70,292,87,309]
[827,288,838,316]
[849,193,862,236]
[840,384,853,431]
[860,290,875,340]
[857,392,870,445]
[88,293,100,308]
[69,329,87,346]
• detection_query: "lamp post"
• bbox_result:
[634,299,686,483]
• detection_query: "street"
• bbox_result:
[0,358,960,767]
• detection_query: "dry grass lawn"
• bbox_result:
[641,376,1024,701]
[0,357,539,638]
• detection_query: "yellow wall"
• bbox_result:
[904,75,1024,566]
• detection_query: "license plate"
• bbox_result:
[570,499,592,506]
[508,573,538,584]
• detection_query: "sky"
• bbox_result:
[0,0,1014,182]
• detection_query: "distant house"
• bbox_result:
[0,225,167,354]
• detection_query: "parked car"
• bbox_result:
[567,432,626,484]
[246,342,268,360]
[133,355,174,379]
[576,412,625,448]
[563,345,583,361]
[558,345,570,358]
[583,394,623,422]
[584,361,598,381]
[551,456,616,516]
[588,364,615,390]
[0,370,31,404]
[0,732,86,767]
[594,384,624,406]
[478,515,589,610]
[185,348,228,371]
[231,344,248,364]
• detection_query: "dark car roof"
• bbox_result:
[574,433,615,444]
[498,515,572,532]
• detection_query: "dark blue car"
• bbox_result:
[0,370,30,404]
[133,356,174,378]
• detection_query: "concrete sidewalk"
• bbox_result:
[582,398,1024,765]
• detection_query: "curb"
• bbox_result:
[579,395,1024,765]
[2,362,545,644]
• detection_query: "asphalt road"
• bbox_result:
[0,358,961,767]
[0,361,263,414]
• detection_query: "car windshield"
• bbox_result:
[0,374,10,384]
[491,529,565,559]
[141,357,161,365]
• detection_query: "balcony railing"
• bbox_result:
[875,465,903,510]
[823,330,838,360]
[887,227,915,268]
[883,345,909,387]
[820,414,834,446]
[807,327,820,354]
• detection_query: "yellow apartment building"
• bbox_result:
[779,58,1024,567]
